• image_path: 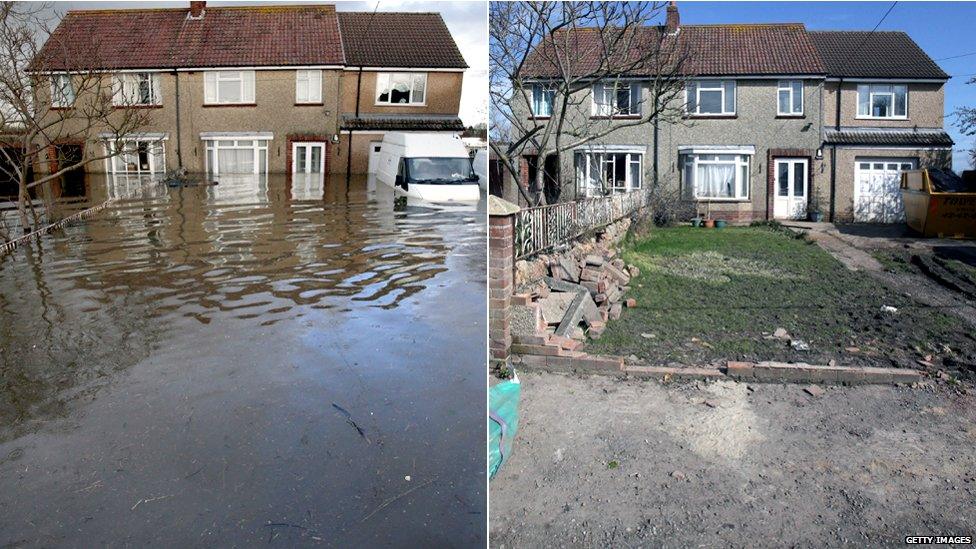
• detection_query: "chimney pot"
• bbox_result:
[189,1,206,18]
[665,1,680,34]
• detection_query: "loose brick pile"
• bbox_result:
[509,245,640,358]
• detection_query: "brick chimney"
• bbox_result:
[665,1,680,34]
[189,1,206,18]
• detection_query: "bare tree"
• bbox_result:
[0,2,154,239]
[956,76,976,169]
[489,1,690,206]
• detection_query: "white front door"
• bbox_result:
[854,158,916,223]
[292,142,325,173]
[773,159,809,220]
[367,142,382,174]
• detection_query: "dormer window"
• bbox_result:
[857,84,907,119]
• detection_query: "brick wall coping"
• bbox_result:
[488,195,520,216]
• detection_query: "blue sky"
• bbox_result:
[675,1,976,172]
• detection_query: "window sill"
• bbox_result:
[113,105,163,110]
[374,103,427,107]
[203,103,258,108]
[50,106,73,111]
[684,114,737,120]
[294,102,325,106]
[854,116,909,121]
[693,197,751,203]
[529,115,551,120]
[589,115,641,120]
[775,114,805,119]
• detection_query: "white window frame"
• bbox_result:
[295,69,323,104]
[204,70,256,105]
[682,153,751,201]
[50,74,75,108]
[103,139,166,175]
[685,80,736,116]
[374,72,427,106]
[112,73,162,107]
[591,81,641,117]
[856,83,908,120]
[291,142,326,173]
[530,83,555,117]
[204,137,270,175]
[777,80,803,116]
[574,149,643,198]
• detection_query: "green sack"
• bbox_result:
[489,371,521,479]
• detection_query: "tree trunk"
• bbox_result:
[16,174,31,234]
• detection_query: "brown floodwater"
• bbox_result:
[0,173,486,545]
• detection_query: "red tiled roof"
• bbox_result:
[35,5,345,70]
[521,24,825,78]
[338,12,467,68]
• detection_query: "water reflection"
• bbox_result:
[0,172,485,427]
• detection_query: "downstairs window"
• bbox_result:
[681,153,751,200]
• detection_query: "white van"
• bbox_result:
[375,133,481,203]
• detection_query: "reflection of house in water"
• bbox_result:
[64,174,453,323]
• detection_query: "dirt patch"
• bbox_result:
[587,227,976,374]
[635,250,798,284]
[490,371,976,547]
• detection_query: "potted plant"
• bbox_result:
[808,188,825,222]
[702,202,715,228]
[714,219,727,229]
[691,206,703,227]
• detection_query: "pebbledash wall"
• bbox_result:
[42,69,343,175]
[516,79,824,223]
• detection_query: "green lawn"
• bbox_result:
[588,225,976,367]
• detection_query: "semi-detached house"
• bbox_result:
[516,2,952,223]
[33,1,467,176]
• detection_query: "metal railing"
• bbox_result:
[514,189,650,259]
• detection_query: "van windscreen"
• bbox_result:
[405,158,475,183]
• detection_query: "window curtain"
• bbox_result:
[697,163,735,198]
[217,148,254,174]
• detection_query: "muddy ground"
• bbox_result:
[490,371,976,547]
[587,226,976,380]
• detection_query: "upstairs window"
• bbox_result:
[592,81,641,117]
[531,83,554,117]
[375,72,426,105]
[113,73,161,106]
[686,80,736,116]
[50,74,75,108]
[777,80,803,115]
[857,84,907,118]
[295,69,323,104]
[204,71,256,105]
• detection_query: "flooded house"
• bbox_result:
[33,1,468,177]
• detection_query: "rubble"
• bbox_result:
[509,223,641,357]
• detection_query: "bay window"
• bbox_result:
[204,70,256,105]
[531,83,555,117]
[104,138,165,174]
[375,72,426,105]
[857,84,907,118]
[592,81,641,117]
[681,153,751,200]
[295,69,323,104]
[777,80,803,115]
[574,149,643,197]
[686,80,736,115]
[113,73,161,106]
[50,74,75,107]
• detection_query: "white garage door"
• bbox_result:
[854,158,916,223]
